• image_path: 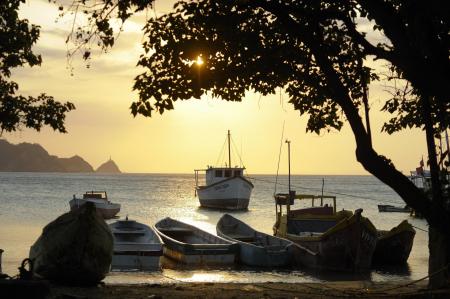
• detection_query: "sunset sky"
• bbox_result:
[6,0,428,175]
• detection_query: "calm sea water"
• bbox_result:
[0,173,429,283]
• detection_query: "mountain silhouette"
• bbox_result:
[0,139,94,172]
[96,159,121,173]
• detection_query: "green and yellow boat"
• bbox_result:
[273,193,378,272]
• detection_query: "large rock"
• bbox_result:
[96,159,121,173]
[29,203,113,285]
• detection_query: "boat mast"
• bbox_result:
[286,139,291,194]
[228,130,231,168]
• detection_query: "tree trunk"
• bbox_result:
[310,29,450,288]
[261,4,450,287]
[429,226,450,288]
[422,95,450,288]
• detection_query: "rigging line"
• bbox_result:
[231,138,245,167]
[215,135,228,167]
[274,121,286,196]
[248,176,406,204]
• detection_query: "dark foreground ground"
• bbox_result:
[37,281,450,299]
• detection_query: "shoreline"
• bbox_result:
[45,280,450,298]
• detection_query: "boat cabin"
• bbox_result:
[274,193,337,222]
[409,170,432,190]
[195,166,245,186]
[83,191,108,200]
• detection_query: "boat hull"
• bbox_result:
[109,220,164,271]
[274,211,377,272]
[197,177,253,210]
[111,255,161,271]
[372,220,416,265]
[162,246,235,264]
[155,218,238,265]
[377,205,412,213]
[29,203,113,285]
[217,214,292,267]
[70,198,120,219]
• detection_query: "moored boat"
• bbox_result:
[194,130,253,210]
[29,203,113,285]
[377,204,412,213]
[274,193,378,272]
[217,214,293,267]
[372,220,416,265]
[109,217,164,271]
[273,140,377,272]
[154,217,238,265]
[69,191,120,219]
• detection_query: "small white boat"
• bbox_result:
[217,214,293,267]
[69,191,120,219]
[154,217,238,265]
[109,218,163,271]
[194,130,254,210]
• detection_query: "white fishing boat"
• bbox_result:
[154,217,238,265]
[194,130,254,210]
[109,217,163,271]
[69,191,120,219]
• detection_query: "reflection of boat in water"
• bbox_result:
[217,214,293,267]
[69,191,120,219]
[273,194,377,272]
[194,130,253,210]
[154,217,238,265]
[377,204,412,213]
[372,220,416,265]
[109,218,163,271]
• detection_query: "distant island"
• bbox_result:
[96,159,121,173]
[0,139,121,173]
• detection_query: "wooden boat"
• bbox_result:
[29,202,113,285]
[109,217,164,271]
[69,191,120,219]
[216,214,293,267]
[377,204,412,213]
[154,217,238,265]
[273,193,378,272]
[194,130,253,210]
[372,220,416,265]
[273,141,377,272]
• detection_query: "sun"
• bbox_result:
[195,55,204,66]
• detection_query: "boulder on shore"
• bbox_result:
[29,203,113,285]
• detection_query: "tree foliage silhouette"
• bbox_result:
[0,0,75,135]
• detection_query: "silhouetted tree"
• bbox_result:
[0,0,75,135]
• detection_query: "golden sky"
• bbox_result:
[6,0,427,174]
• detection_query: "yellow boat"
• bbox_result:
[273,193,378,272]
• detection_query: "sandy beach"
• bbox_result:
[38,281,450,299]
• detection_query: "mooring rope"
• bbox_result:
[412,225,428,233]
[260,263,449,297]
[373,262,450,294]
